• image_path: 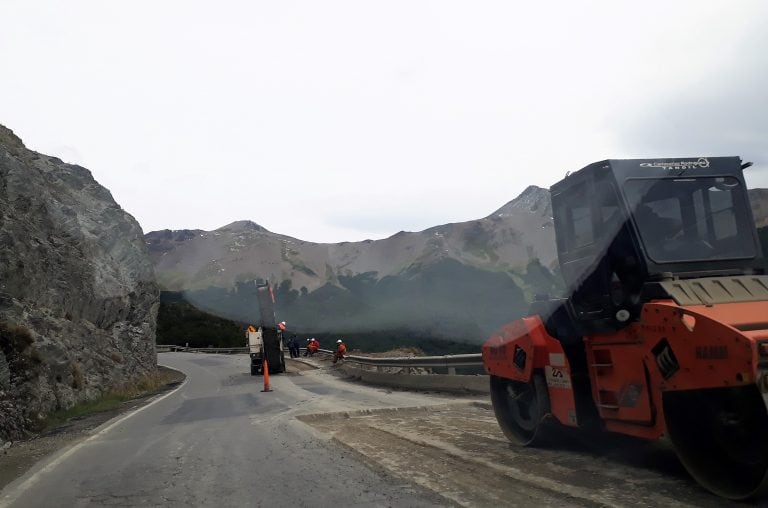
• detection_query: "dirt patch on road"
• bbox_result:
[0,366,185,491]
[298,403,740,508]
[285,358,318,372]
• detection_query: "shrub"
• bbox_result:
[71,362,84,389]
[0,322,33,356]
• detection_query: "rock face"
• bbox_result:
[0,125,158,440]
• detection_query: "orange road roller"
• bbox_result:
[483,157,768,500]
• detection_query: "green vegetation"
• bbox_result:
[181,258,543,344]
[42,368,183,429]
[156,292,245,347]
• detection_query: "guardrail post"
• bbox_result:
[448,367,456,375]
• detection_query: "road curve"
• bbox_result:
[0,353,463,507]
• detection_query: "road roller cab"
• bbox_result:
[483,157,768,500]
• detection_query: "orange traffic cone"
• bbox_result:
[261,358,272,392]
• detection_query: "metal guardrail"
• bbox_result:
[156,345,247,354]
[345,353,482,368]
[156,345,484,373]
[294,348,483,369]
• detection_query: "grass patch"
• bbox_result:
[42,368,183,429]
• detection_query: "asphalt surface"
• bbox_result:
[0,353,462,507]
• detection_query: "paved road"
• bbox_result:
[0,353,462,507]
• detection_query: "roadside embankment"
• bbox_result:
[0,366,185,491]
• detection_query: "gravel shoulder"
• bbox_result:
[0,366,185,491]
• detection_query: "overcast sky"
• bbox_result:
[2,1,768,242]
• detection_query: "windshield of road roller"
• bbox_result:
[623,176,757,264]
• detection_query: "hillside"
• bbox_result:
[0,125,158,440]
[146,185,555,293]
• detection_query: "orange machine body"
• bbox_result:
[482,299,768,439]
[483,316,580,428]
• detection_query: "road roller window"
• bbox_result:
[554,180,595,253]
[624,176,756,263]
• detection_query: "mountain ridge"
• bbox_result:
[146,181,768,342]
[145,184,556,294]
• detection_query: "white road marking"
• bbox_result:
[0,375,187,508]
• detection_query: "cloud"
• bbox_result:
[3,0,768,243]
[326,208,450,237]
[614,25,768,186]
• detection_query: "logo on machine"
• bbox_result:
[545,366,572,389]
[695,345,728,360]
[640,158,710,170]
[652,339,680,380]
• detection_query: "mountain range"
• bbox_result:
[146,185,768,343]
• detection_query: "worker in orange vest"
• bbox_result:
[305,338,319,357]
[333,339,347,364]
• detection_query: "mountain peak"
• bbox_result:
[0,125,27,154]
[217,220,269,233]
[489,185,551,218]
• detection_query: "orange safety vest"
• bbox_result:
[337,344,347,355]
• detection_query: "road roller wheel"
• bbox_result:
[490,373,551,446]
[664,386,768,500]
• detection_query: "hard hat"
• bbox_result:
[307,338,311,342]
[281,321,286,325]
[337,339,343,343]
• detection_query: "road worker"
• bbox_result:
[287,335,300,358]
[333,339,347,364]
[304,338,320,356]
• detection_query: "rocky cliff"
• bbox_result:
[0,125,158,441]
